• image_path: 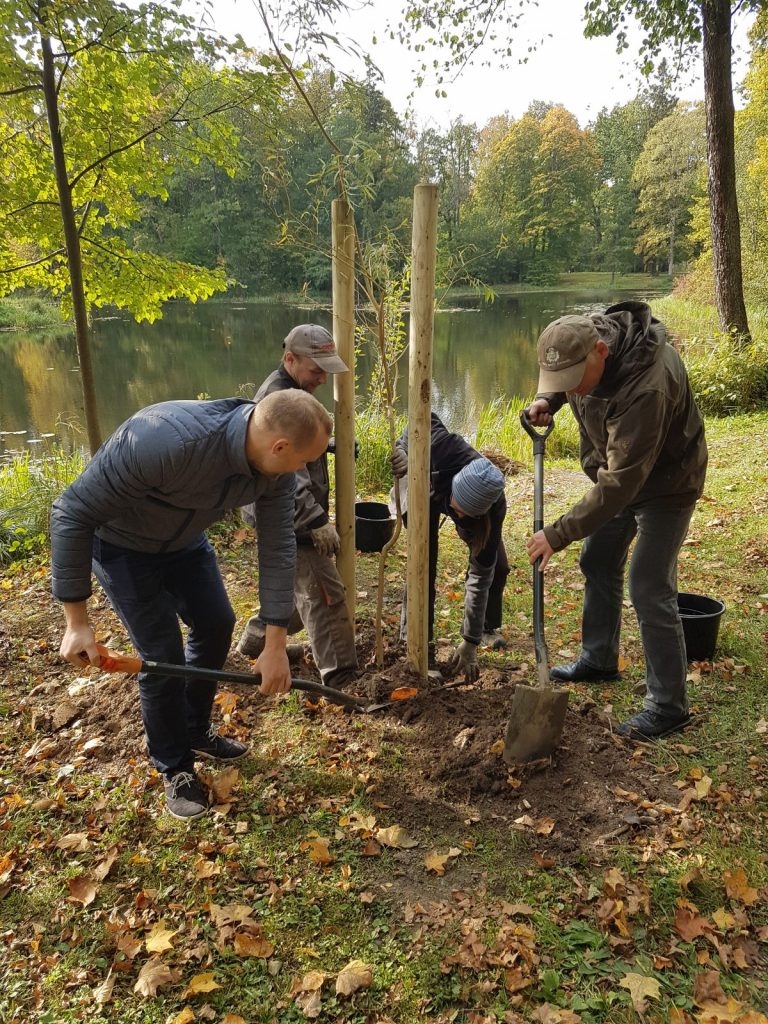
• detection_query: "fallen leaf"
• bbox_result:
[133,957,179,998]
[335,959,373,996]
[181,972,220,998]
[233,931,274,958]
[295,989,322,1017]
[675,907,712,941]
[692,970,727,1006]
[170,1008,196,1024]
[620,972,661,1012]
[93,969,115,1006]
[92,846,119,882]
[68,875,97,906]
[56,832,90,852]
[221,1015,247,1024]
[145,921,178,953]
[389,686,418,701]
[306,837,334,865]
[209,766,239,804]
[375,824,418,849]
[424,851,450,875]
[723,867,759,905]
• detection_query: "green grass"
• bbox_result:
[1,405,767,1021]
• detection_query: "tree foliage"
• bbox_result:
[0,0,288,448]
[632,102,707,274]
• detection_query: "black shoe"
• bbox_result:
[550,659,620,683]
[191,726,249,762]
[163,770,208,820]
[615,709,692,741]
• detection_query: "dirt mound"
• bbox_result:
[19,623,680,867]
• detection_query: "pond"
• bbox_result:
[0,286,667,459]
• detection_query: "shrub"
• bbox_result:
[0,448,86,564]
[352,408,407,497]
[681,334,768,416]
[475,396,581,463]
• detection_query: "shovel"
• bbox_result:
[503,412,569,764]
[92,645,415,714]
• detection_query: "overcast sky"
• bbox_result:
[204,0,755,129]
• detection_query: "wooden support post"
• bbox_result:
[331,198,357,624]
[406,184,439,678]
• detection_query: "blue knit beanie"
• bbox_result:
[451,458,504,517]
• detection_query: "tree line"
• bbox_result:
[2,1,767,451]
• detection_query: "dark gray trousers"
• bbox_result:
[578,499,695,718]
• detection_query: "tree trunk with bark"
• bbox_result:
[41,33,102,454]
[702,0,751,344]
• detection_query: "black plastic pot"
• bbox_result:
[355,501,395,553]
[678,592,726,661]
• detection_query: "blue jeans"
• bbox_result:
[93,535,236,775]
[578,500,695,719]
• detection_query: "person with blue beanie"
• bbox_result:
[391,413,509,682]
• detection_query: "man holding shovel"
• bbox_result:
[524,301,707,741]
[51,390,332,819]
[235,325,359,691]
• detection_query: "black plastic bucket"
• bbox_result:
[677,592,725,661]
[355,501,395,553]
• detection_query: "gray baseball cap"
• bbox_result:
[283,324,349,373]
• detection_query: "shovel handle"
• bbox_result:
[93,644,364,709]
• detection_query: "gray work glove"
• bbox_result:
[391,447,408,479]
[449,639,480,683]
[310,522,340,557]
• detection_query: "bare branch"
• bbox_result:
[0,248,65,273]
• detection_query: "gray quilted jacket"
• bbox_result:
[50,398,296,626]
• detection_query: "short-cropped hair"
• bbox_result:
[255,389,332,446]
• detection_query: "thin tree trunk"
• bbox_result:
[702,0,751,344]
[40,33,102,453]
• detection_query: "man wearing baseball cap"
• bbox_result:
[236,325,359,690]
[524,301,708,741]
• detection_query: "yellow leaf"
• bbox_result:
[307,836,334,864]
[181,972,220,998]
[712,907,736,930]
[335,959,373,996]
[170,1008,196,1024]
[620,972,661,1011]
[723,867,759,905]
[694,775,713,800]
[221,1015,248,1024]
[536,816,556,835]
[424,851,449,875]
[145,921,177,953]
[375,824,418,849]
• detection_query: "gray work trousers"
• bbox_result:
[577,499,695,719]
[240,545,358,687]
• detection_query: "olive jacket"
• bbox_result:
[537,301,708,551]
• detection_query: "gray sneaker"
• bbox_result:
[191,725,250,762]
[236,634,305,662]
[163,770,208,820]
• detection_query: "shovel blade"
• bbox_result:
[503,683,569,764]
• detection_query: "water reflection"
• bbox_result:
[0,289,665,457]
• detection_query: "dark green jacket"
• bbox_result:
[538,301,707,551]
